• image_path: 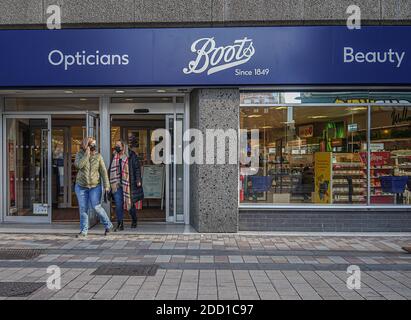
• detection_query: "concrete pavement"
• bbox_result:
[0,232,410,300]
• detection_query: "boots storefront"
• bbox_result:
[0,26,410,232]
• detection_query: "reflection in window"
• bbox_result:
[240,106,368,205]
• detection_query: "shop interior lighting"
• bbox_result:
[308,115,328,119]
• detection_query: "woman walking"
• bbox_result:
[74,137,113,237]
[109,140,144,231]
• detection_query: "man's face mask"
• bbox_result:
[114,146,122,153]
[89,142,96,151]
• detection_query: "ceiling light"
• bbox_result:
[64,90,73,94]
[261,126,273,129]
[348,107,367,111]
[275,106,287,110]
[248,115,262,118]
[157,89,166,93]
[80,98,87,101]
[308,115,328,119]
[115,90,125,94]
[125,98,133,101]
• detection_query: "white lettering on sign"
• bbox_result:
[343,47,406,68]
[48,49,129,70]
[183,37,255,75]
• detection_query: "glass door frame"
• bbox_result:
[2,114,52,223]
[52,126,71,209]
[86,111,100,149]
[107,95,189,224]
[86,110,100,227]
[165,113,185,223]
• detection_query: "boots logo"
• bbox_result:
[183,37,255,75]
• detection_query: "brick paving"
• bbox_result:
[0,233,410,300]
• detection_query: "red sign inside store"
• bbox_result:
[359,152,391,166]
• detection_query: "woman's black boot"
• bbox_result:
[114,221,123,232]
[131,220,137,228]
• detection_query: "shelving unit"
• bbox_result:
[370,165,395,204]
[267,160,305,202]
[394,152,411,176]
[332,153,367,204]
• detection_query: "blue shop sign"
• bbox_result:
[0,26,410,87]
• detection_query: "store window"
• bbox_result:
[239,92,411,207]
[370,105,411,205]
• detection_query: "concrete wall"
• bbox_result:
[0,0,410,28]
[189,89,239,233]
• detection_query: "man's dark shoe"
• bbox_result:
[131,220,137,228]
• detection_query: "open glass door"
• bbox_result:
[86,111,100,227]
[3,115,51,223]
[52,127,70,209]
[86,111,99,147]
[166,114,185,223]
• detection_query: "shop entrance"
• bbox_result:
[1,95,188,225]
[51,115,86,222]
[108,96,187,224]
[110,113,185,223]
[3,111,99,223]
[3,115,51,223]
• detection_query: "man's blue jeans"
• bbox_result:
[75,184,113,234]
[113,187,137,222]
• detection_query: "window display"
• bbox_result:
[240,92,411,207]
[370,106,411,205]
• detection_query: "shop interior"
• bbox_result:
[111,114,167,222]
[4,97,98,221]
[6,113,169,222]
[240,101,411,206]
[3,96,185,224]
[51,115,86,222]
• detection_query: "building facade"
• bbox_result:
[0,0,410,232]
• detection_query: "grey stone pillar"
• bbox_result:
[189,89,239,233]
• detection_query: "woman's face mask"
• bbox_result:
[89,141,97,151]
